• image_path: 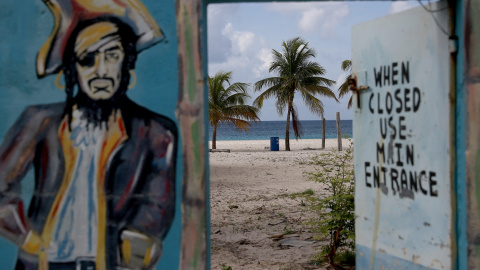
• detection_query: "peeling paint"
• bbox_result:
[399,188,414,200]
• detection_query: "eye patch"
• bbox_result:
[77,52,96,67]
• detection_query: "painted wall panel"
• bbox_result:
[0,0,192,269]
[465,0,480,267]
[353,2,453,269]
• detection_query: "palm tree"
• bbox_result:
[338,59,354,109]
[209,71,260,149]
[253,37,337,151]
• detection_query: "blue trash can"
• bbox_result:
[270,137,279,151]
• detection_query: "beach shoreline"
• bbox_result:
[209,138,353,269]
[209,138,352,152]
[208,119,353,142]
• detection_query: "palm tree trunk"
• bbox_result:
[285,93,295,151]
[212,123,218,149]
[285,104,291,151]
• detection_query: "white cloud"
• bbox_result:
[221,22,233,35]
[267,2,349,38]
[255,48,273,77]
[298,9,326,32]
[208,21,271,86]
[389,2,417,14]
[208,4,271,83]
[334,73,347,92]
[222,23,256,55]
[207,5,240,63]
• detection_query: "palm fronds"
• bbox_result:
[208,71,260,149]
[254,37,337,151]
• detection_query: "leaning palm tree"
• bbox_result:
[209,71,260,149]
[338,59,354,109]
[254,37,337,151]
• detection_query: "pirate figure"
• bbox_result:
[0,1,177,269]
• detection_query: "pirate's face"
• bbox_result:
[74,22,125,100]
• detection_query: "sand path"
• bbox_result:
[209,139,351,270]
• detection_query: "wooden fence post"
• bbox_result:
[336,112,342,151]
[176,0,207,268]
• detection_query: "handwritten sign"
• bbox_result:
[364,61,439,199]
[353,3,452,269]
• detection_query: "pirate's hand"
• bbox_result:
[0,203,32,246]
[20,230,42,255]
[120,230,162,269]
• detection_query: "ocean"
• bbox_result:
[208,120,353,141]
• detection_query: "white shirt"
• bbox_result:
[49,110,105,262]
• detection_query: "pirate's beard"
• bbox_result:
[62,57,132,130]
[73,87,127,127]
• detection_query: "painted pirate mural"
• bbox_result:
[0,1,177,269]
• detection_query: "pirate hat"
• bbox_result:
[36,0,164,78]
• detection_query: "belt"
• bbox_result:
[49,258,95,270]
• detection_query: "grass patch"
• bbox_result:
[221,264,232,270]
[283,188,315,199]
[310,248,355,267]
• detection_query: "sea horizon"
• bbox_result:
[209,120,353,141]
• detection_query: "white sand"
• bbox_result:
[209,138,352,270]
[209,138,350,152]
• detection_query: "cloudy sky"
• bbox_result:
[207,1,419,121]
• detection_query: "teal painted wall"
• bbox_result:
[454,0,467,269]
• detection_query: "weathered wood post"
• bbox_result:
[176,0,208,268]
[336,112,342,151]
[322,117,326,149]
[465,0,480,266]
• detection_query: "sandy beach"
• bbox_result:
[209,138,352,270]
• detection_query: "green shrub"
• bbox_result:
[305,139,355,267]
[221,263,232,270]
